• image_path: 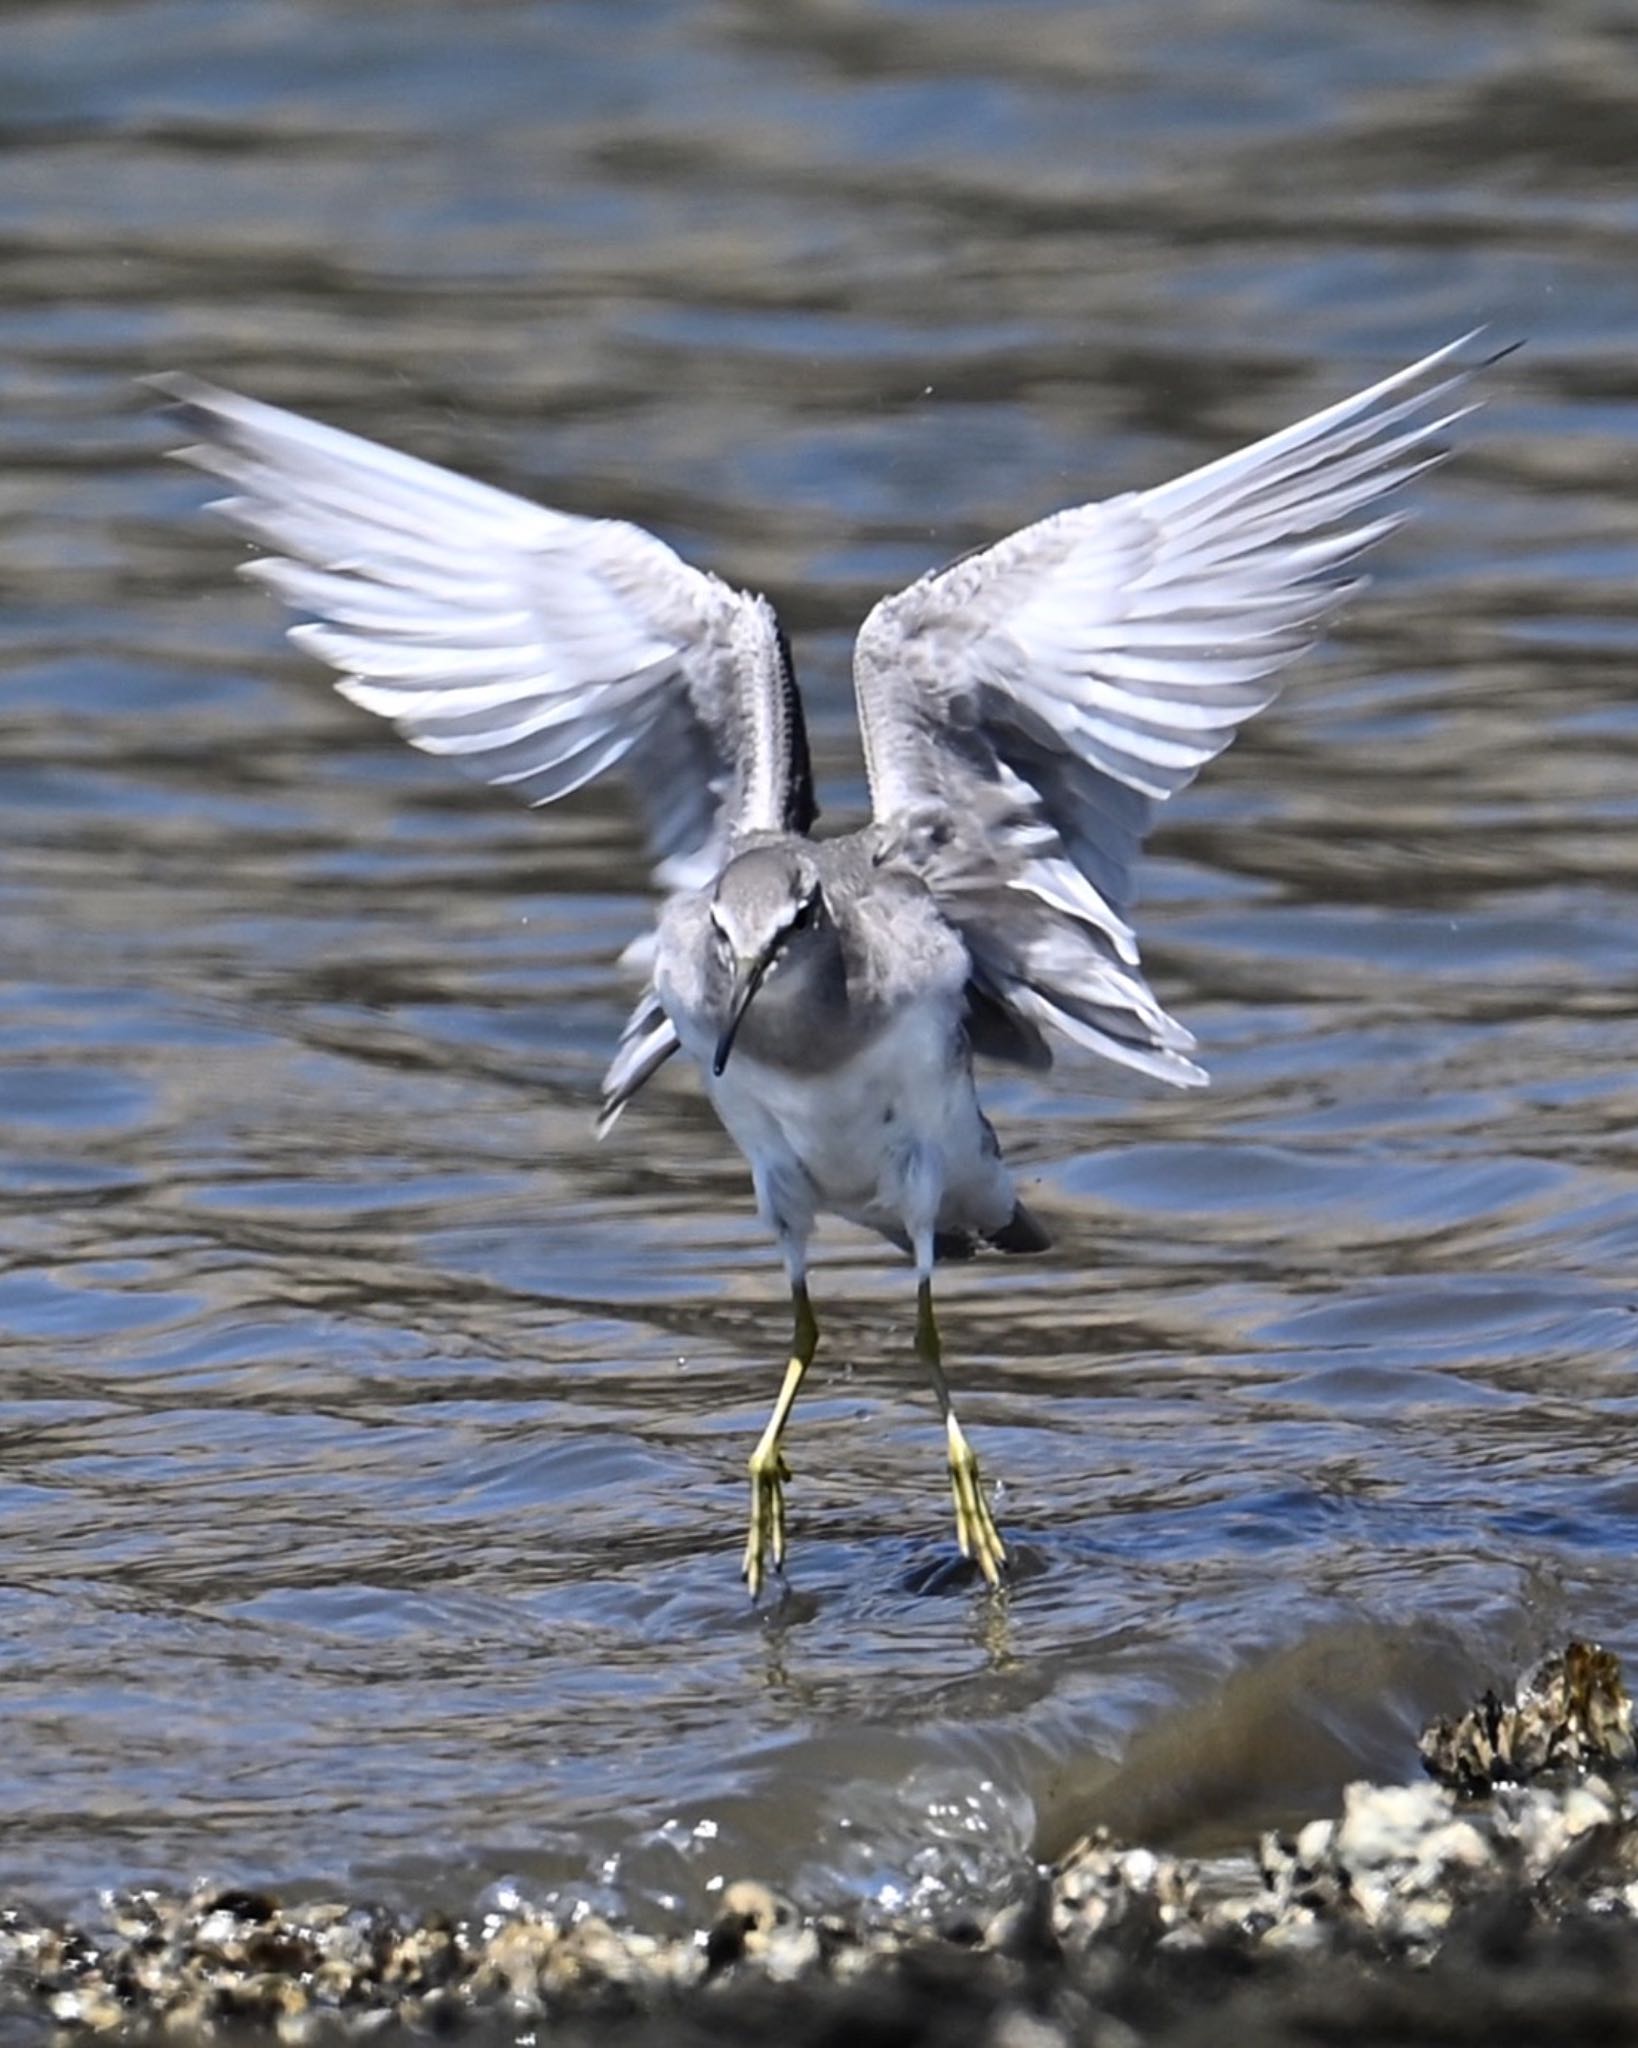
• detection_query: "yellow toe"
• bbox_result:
[947,1419,1007,1588]
[742,1447,791,1599]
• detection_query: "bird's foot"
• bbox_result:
[946,1417,1007,1589]
[743,1443,791,1599]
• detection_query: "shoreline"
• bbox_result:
[7,1643,1637,2045]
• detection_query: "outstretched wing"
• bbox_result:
[852,335,1485,1084]
[159,377,816,1125]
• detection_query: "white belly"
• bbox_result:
[699,1000,1013,1247]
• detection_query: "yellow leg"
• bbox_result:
[743,1282,818,1598]
[916,1278,1007,1588]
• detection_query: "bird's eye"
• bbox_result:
[791,898,814,932]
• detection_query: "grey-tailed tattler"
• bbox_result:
[161,334,1485,1596]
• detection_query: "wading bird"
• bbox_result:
[162,335,1481,1596]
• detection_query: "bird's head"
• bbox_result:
[708,844,833,1075]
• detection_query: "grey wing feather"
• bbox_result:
[158,375,816,1125]
[596,995,680,1137]
[852,334,1486,1084]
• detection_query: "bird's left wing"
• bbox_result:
[851,335,1486,1083]
[158,376,817,1129]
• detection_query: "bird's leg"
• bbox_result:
[915,1276,1007,1588]
[743,1279,818,1599]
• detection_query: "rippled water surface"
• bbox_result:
[5,0,1638,1923]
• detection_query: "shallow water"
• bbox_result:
[3,0,1638,1929]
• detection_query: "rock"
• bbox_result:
[1421,1640,1636,1792]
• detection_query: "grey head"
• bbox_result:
[707,841,846,1077]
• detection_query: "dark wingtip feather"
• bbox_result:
[773,621,818,835]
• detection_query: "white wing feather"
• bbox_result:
[853,334,1486,1083]
[160,375,817,1124]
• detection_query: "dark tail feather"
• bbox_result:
[880,1203,1052,1262]
[986,1200,1051,1255]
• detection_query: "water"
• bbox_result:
[4,0,1638,1928]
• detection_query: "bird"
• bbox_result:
[158,334,1483,1598]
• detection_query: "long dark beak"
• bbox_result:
[713,949,773,1076]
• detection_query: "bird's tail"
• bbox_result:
[985,1199,1051,1255]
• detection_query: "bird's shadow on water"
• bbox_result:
[743,1535,1053,1618]
[899,1542,1053,1599]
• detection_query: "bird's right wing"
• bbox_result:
[159,376,817,1126]
[851,335,1485,1083]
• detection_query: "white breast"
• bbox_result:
[698,995,1011,1245]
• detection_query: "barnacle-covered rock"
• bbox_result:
[1420,1640,1636,1792]
[1050,1830,1201,1955]
[705,1879,817,1980]
[1258,1780,1494,1952]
